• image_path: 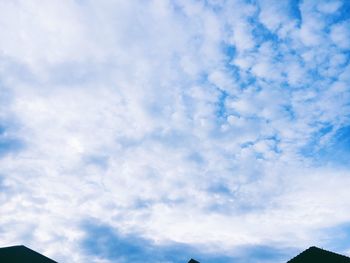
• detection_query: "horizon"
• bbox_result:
[0,0,350,262]
[1,245,350,263]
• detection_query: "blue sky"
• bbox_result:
[0,0,350,262]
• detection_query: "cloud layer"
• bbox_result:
[0,0,350,262]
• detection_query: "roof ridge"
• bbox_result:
[287,246,350,262]
[0,245,58,262]
[0,245,26,249]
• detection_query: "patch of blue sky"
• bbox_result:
[215,90,229,119]
[232,244,298,263]
[257,0,302,25]
[187,151,205,165]
[219,45,257,90]
[0,125,5,135]
[0,122,24,158]
[222,44,236,61]
[240,140,255,149]
[168,1,185,17]
[83,154,109,170]
[80,220,294,263]
[340,1,350,16]
[131,199,154,210]
[81,221,204,263]
[252,21,279,44]
[299,123,333,156]
[320,223,350,253]
[257,134,282,154]
[221,44,240,77]
[206,182,232,196]
[202,0,223,14]
[199,70,211,82]
[303,68,325,87]
[0,56,37,84]
[0,114,22,132]
[318,124,334,138]
[289,0,302,25]
[316,126,350,166]
[301,125,350,167]
[0,137,23,158]
[322,1,350,25]
[340,51,350,66]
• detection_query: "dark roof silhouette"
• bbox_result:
[1,245,349,263]
[0,245,57,263]
[287,246,350,263]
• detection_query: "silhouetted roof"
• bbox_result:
[0,245,57,263]
[287,246,350,263]
[2,244,350,263]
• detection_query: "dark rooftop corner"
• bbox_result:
[287,246,350,263]
[0,245,58,263]
[1,245,350,263]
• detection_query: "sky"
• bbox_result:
[0,0,350,262]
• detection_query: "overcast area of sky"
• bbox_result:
[0,0,349,262]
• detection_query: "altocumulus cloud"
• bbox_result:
[0,0,350,262]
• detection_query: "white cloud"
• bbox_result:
[331,20,350,50]
[317,1,342,14]
[258,0,294,33]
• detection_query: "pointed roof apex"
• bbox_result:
[0,245,57,262]
[287,246,350,262]
[188,259,200,263]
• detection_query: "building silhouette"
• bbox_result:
[1,245,350,262]
[287,246,350,263]
[0,245,57,263]
[188,246,350,263]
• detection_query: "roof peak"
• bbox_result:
[0,245,26,249]
[287,246,350,263]
[0,245,57,262]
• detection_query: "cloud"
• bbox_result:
[321,223,350,253]
[0,0,350,262]
[331,20,350,49]
[80,220,295,263]
[317,1,343,14]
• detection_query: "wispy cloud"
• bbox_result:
[81,220,294,263]
[0,0,350,262]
